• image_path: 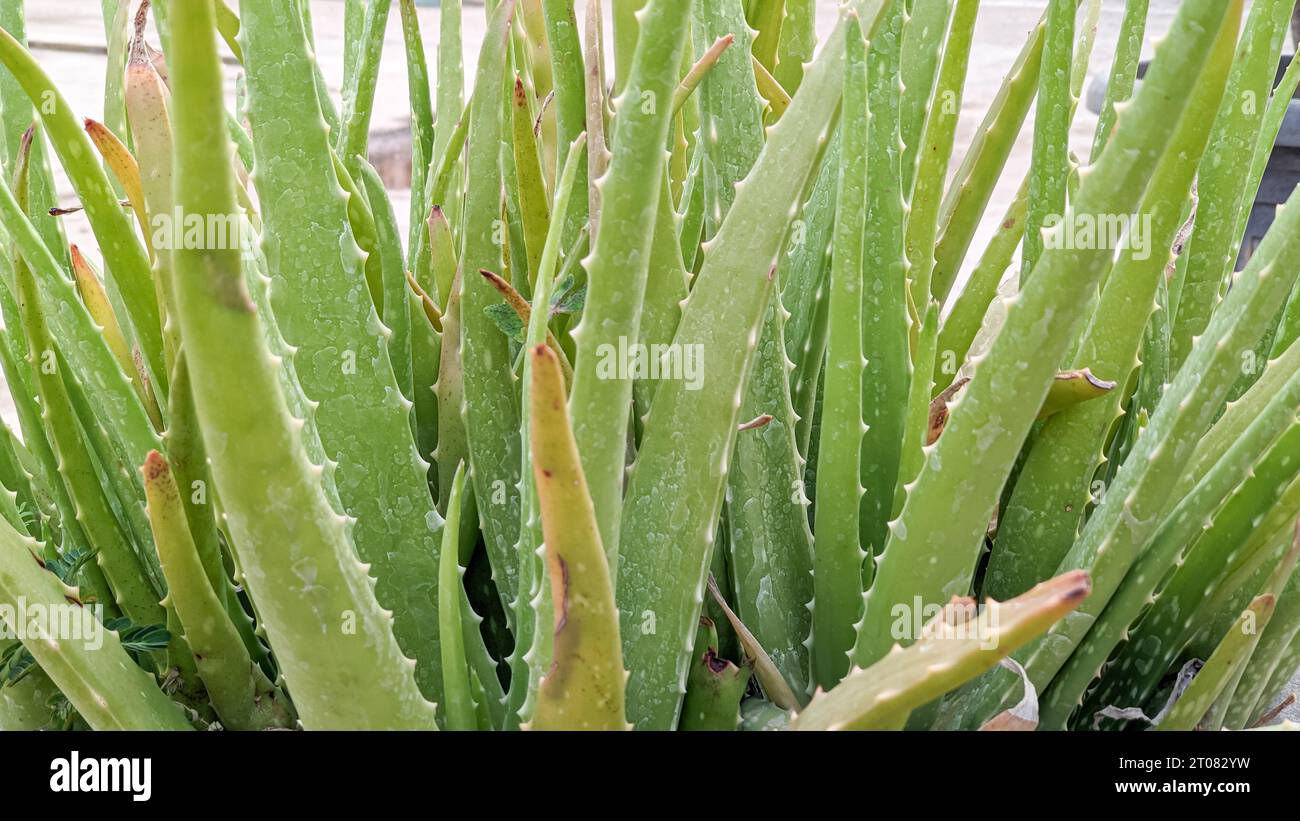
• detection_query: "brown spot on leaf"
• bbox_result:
[142,450,169,482]
[927,377,970,445]
[704,648,730,675]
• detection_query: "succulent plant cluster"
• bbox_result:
[0,0,1298,731]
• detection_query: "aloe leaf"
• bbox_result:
[437,465,477,731]
[853,0,1238,674]
[84,119,149,256]
[693,0,763,238]
[69,246,162,429]
[68,247,134,392]
[904,0,977,307]
[611,0,645,94]
[511,76,550,289]
[460,0,524,613]
[780,135,837,457]
[986,19,1232,601]
[1040,354,1300,728]
[1034,370,1113,419]
[0,27,166,396]
[357,160,414,403]
[434,264,472,512]
[680,618,751,730]
[337,0,393,174]
[568,0,692,570]
[518,1,556,178]
[728,297,816,699]
[0,518,190,730]
[57,344,166,592]
[525,344,629,731]
[1192,520,1300,662]
[773,0,813,95]
[582,0,611,227]
[933,177,1029,392]
[166,357,263,667]
[751,54,792,123]
[687,0,813,700]
[952,116,1300,736]
[897,0,952,196]
[13,258,162,627]
[1157,596,1276,731]
[434,0,465,148]
[633,176,690,419]
[0,426,37,536]
[749,0,785,75]
[0,263,93,571]
[1250,633,1300,727]
[142,451,290,730]
[1169,0,1295,371]
[704,573,798,709]
[1029,184,1300,722]
[399,0,435,253]
[1090,0,1148,160]
[505,136,583,729]
[0,4,67,270]
[811,18,869,694]
[931,11,1046,304]
[240,0,449,704]
[1176,336,1300,502]
[796,572,1091,730]
[618,0,892,731]
[859,0,908,561]
[409,282,442,500]
[1247,620,1300,727]
[1087,472,1300,727]
[1244,58,1300,336]
[1020,0,1075,281]
[1222,543,1300,729]
[173,0,435,729]
[541,0,589,243]
[892,303,939,510]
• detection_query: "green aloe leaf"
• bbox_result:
[679,618,751,730]
[986,8,1233,601]
[618,0,892,731]
[813,15,868,693]
[141,451,291,730]
[239,0,448,705]
[795,571,1091,731]
[437,464,477,731]
[459,0,523,614]
[1020,0,1076,281]
[0,516,190,730]
[1169,0,1295,370]
[0,27,165,396]
[852,0,1236,677]
[172,0,435,729]
[568,0,692,570]
[859,0,908,561]
[1158,596,1276,731]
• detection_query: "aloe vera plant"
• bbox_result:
[0,0,1298,733]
